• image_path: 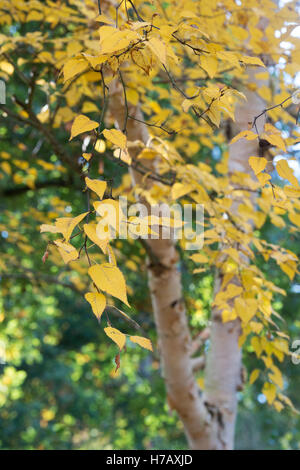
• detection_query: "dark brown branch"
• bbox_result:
[252,95,293,130]
[1,271,81,293]
[128,114,176,135]
[1,103,80,175]
[162,64,200,100]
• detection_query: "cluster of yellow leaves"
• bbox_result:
[104,327,153,352]
[69,115,129,163]
[179,147,299,411]
[40,175,153,359]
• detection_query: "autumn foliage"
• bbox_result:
[1,0,300,450]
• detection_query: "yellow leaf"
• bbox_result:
[207,101,221,127]
[37,106,49,123]
[133,48,155,74]
[222,308,237,322]
[197,377,205,390]
[276,159,299,187]
[284,186,300,198]
[36,160,54,171]
[273,338,289,355]
[130,335,153,351]
[230,26,248,41]
[127,216,158,237]
[249,321,263,334]
[277,393,299,413]
[240,56,265,67]
[268,365,284,389]
[249,369,260,385]
[40,224,61,234]
[94,199,124,236]
[201,54,218,79]
[82,102,99,114]
[130,21,152,31]
[69,115,99,140]
[264,123,279,134]
[88,263,129,306]
[85,177,107,199]
[85,292,106,320]
[190,253,209,263]
[63,58,87,82]
[147,37,167,65]
[262,382,277,405]
[0,61,14,74]
[136,148,157,160]
[95,139,106,153]
[41,212,88,242]
[216,51,240,67]
[251,337,262,357]
[262,133,286,152]
[273,400,284,412]
[248,156,267,175]
[1,162,11,175]
[95,14,114,24]
[235,297,257,324]
[279,261,297,280]
[193,268,206,274]
[99,27,137,54]
[57,212,88,242]
[231,130,258,144]
[171,182,194,200]
[179,10,198,19]
[82,54,108,69]
[83,153,92,161]
[83,223,109,254]
[289,212,300,228]
[182,98,193,113]
[54,240,78,264]
[214,284,243,305]
[103,129,127,150]
[256,172,271,186]
[104,326,126,350]
[271,214,286,228]
[113,147,132,165]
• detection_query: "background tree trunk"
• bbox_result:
[202,67,267,449]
